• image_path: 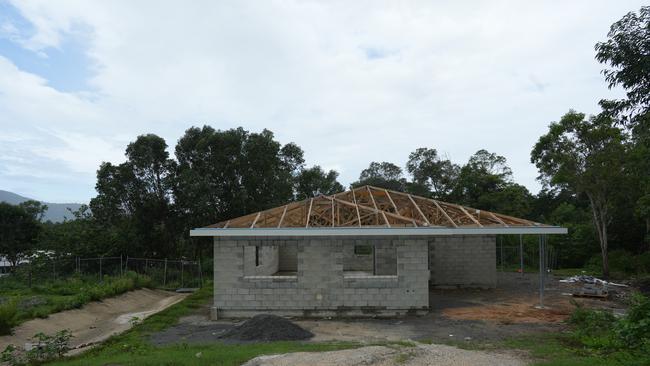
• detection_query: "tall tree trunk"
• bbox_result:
[588,193,610,280]
[600,220,609,280]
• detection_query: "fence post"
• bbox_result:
[145,259,149,275]
[180,261,184,288]
[99,257,103,282]
[163,259,167,287]
[499,236,504,272]
[519,234,524,277]
[120,255,123,276]
[198,260,203,288]
[125,256,129,273]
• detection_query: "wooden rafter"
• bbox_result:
[277,205,288,228]
[488,211,508,227]
[250,212,261,228]
[351,189,362,227]
[407,194,430,226]
[305,198,313,228]
[366,186,384,226]
[457,205,482,227]
[205,185,547,229]
[432,200,457,228]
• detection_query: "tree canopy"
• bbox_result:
[0,202,41,267]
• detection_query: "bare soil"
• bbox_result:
[242,344,527,366]
[0,288,187,354]
[150,272,630,346]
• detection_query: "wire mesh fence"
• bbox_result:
[3,255,203,289]
[495,236,559,274]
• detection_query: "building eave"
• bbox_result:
[190,226,568,237]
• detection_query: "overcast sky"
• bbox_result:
[0,0,643,203]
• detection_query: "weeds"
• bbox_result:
[0,271,151,334]
[1,329,73,365]
[0,300,18,335]
[563,292,650,361]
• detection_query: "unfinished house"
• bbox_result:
[190,186,566,318]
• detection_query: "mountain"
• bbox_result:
[0,190,84,223]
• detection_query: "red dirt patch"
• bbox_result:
[443,301,573,324]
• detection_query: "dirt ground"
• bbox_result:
[242,344,527,366]
[150,272,630,346]
[0,288,187,354]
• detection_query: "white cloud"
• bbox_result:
[0,0,640,202]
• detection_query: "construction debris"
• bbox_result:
[572,284,609,299]
[559,275,628,287]
[219,314,313,342]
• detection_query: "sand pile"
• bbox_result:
[220,314,313,341]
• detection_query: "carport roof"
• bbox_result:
[190,186,567,237]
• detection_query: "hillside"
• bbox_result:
[0,190,83,222]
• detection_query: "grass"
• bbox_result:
[502,333,650,366]
[0,272,151,335]
[48,287,649,366]
[47,284,359,366]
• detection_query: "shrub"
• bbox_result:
[568,293,650,353]
[2,329,73,365]
[0,301,17,335]
[615,293,650,348]
[637,252,650,274]
[609,250,638,274]
[568,302,616,336]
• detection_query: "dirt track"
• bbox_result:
[242,344,527,366]
[0,288,187,354]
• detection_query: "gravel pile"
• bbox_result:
[220,314,313,342]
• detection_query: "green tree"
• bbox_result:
[531,111,628,278]
[172,126,304,233]
[18,200,48,221]
[595,5,650,252]
[352,161,407,191]
[0,203,41,268]
[595,6,650,127]
[295,166,344,200]
[451,150,514,207]
[406,148,459,199]
[90,134,176,257]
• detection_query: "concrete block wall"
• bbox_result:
[428,235,496,288]
[374,240,397,275]
[212,236,429,318]
[243,245,279,276]
[278,243,297,271]
[342,240,373,272]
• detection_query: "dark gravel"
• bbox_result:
[219,314,313,342]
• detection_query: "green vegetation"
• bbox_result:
[2,330,73,365]
[443,293,650,366]
[0,272,151,335]
[47,285,357,366]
